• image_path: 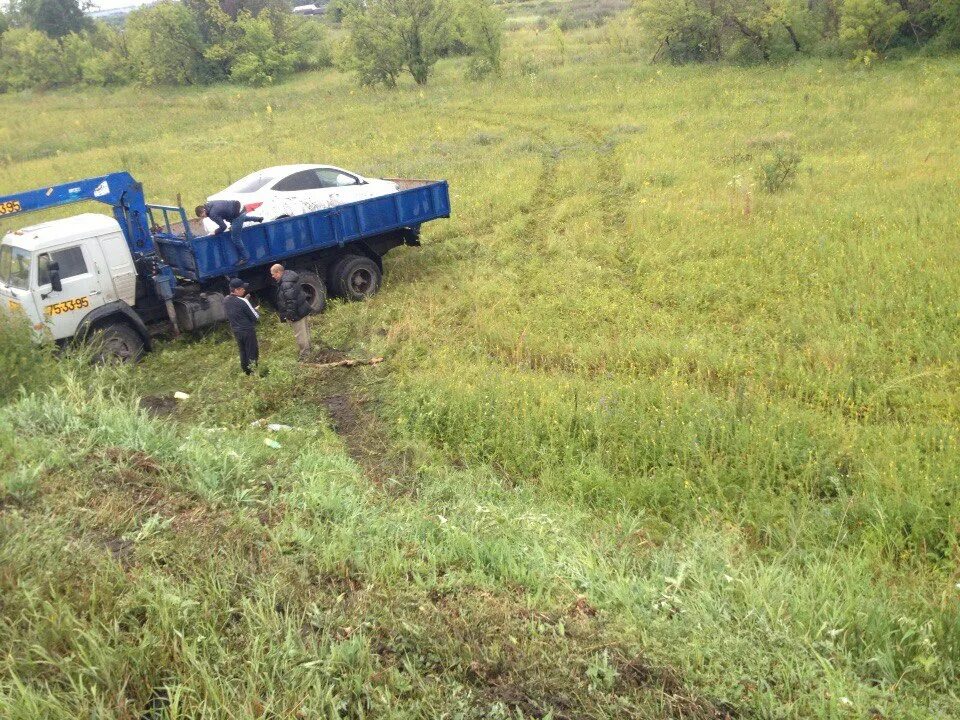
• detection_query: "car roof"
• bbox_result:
[254,164,350,178]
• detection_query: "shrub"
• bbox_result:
[932,0,960,48]
[635,0,725,63]
[839,0,909,61]
[287,17,333,71]
[0,27,75,91]
[457,0,504,79]
[0,314,53,404]
[126,2,211,85]
[758,147,802,192]
[345,0,453,87]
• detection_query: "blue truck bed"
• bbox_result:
[150,180,450,282]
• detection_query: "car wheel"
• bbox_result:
[329,254,382,301]
[296,270,327,314]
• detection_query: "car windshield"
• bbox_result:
[0,243,31,290]
[223,171,280,194]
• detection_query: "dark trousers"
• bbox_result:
[234,329,259,374]
[229,213,262,262]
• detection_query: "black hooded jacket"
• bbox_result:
[276,269,311,322]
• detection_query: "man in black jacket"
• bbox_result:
[196,200,263,266]
[270,263,312,360]
[223,278,260,375]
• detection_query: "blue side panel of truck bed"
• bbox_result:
[154,180,450,282]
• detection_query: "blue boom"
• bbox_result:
[0,172,155,253]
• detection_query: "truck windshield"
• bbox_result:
[0,244,31,290]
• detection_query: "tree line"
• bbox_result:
[0,0,504,92]
[635,0,960,64]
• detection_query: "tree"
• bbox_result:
[839,0,909,60]
[933,0,960,47]
[457,0,504,78]
[635,0,726,62]
[0,27,73,90]
[346,0,452,86]
[13,0,88,38]
[126,2,211,84]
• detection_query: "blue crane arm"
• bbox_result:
[0,172,155,254]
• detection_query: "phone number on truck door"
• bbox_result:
[0,200,22,216]
[44,296,90,316]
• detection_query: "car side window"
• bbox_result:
[273,170,325,192]
[315,168,359,188]
[37,246,88,286]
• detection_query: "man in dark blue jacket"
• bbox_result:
[222,278,260,375]
[196,200,263,266]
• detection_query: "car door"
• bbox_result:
[270,169,331,215]
[33,242,109,341]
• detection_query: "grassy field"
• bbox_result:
[2,25,960,719]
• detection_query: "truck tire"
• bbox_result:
[90,323,145,364]
[329,254,382,301]
[296,270,327,315]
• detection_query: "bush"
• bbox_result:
[126,2,211,85]
[0,315,53,404]
[223,13,294,86]
[0,27,75,91]
[839,0,909,61]
[758,147,802,192]
[635,0,725,63]
[457,0,504,79]
[932,0,960,49]
[345,0,453,87]
[287,17,333,71]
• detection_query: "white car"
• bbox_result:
[202,164,399,233]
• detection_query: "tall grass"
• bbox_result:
[2,27,959,718]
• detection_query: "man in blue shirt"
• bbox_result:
[196,200,263,266]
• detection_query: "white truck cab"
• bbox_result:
[0,213,139,347]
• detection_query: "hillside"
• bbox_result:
[2,28,960,719]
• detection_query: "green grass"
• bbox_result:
[2,27,960,718]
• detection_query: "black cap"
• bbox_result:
[229,278,248,291]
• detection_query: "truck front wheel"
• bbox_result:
[329,254,382,301]
[90,323,145,364]
[296,271,327,315]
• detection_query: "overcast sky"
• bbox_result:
[87,0,152,11]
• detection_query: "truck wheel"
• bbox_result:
[329,254,382,301]
[90,323,145,364]
[297,270,327,315]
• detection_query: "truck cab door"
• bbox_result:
[34,242,108,342]
[94,230,137,306]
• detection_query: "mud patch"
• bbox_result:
[309,345,350,364]
[102,535,136,569]
[139,395,178,418]
[320,393,412,488]
[84,447,226,536]
[0,495,19,515]
[617,655,741,719]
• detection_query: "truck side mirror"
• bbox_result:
[48,261,62,292]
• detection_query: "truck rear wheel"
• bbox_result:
[90,323,145,364]
[329,254,382,301]
[297,270,327,315]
